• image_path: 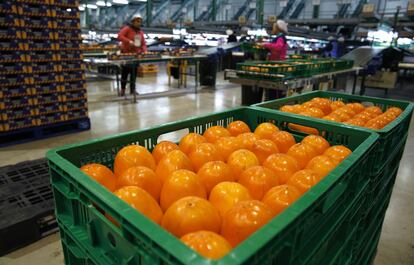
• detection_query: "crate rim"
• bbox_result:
[46,106,379,265]
[253,90,414,134]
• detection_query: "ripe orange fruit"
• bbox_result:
[179,133,207,155]
[323,145,352,163]
[262,185,301,216]
[227,120,251,136]
[332,109,352,122]
[263,153,300,184]
[386,107,402,116]
[353,112,373,122]
[236,132,259,151]
[301,135,330,155]
[155,150,194,182]
[305,155,337,178]
[114,145,156,176]
[117,166,162,201]
[188,143,224,171]
[330,100,346,111]
[180,231,232,259]
[340,106,357,117]
[254,122,279,140]
[280,105,296,113]
[343,119,366,127]
[302,101,316,109]
[227,149,260,180]
[287,143,318,169]
[198,161,235,194]
[270,131,296,153]
[152,141,179,164]
[203,126,231,143]
[364,106,383,115]
[251,139,279,164]
[209,182,252,217]
[238,166,279,200]
[322,115,341,123]
[287,169,320,194]
[310,98,332,115]
[220,200,274,247]
[291,104,307,114]
[214,136,243,161]
[114,186,163,224]
[162,196,221,237]
[347,103,365,113]
[160,169,207,211]
[80,163,118,191]
[307,107,325,118]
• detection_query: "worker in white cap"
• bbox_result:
[226,29,237,43]
[260,19,289,60]
[118,14,147,96]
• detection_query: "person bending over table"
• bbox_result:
[118,14,147,96]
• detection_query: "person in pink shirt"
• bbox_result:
[118,14,147,96]
[261,20,288,61]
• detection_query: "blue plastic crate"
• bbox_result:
[59,80,86,92]
[0,13,21,27]
[36,93,61,105]
[18,3,52,17]
[16,0,50,4]
[60,61,84,72]
[26,28,54,40]
[1,106,33,121]
[63,89,87,102]
[54,18,79,29]
[0,117,36,132]
[66,108,88,120]
[0,39,26,50]
[0,1,19,14]
[26,50,55,62]
[57,50,82,61]
[0,73,32,86]
[0,50,27,63]
[66,99,87,111]
[27,39,54,50]
[0,26,25,39]
[0,95,32,109]
[0,86,33,98]
[61,72,85,82]
[33,72,59,84]
[30,61,57,73]
[37,102,66,115]
[38,112,66,125]
[53,29,81,40]
[54,40,80,50]
[53,6,79,19]
[0,62,26,74]
[22,16,54,29]
[49,0,79,8]
[33,83,59,95]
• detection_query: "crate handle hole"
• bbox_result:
[157,128,189,143]
[107,232,117,248]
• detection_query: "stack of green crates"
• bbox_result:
[47,106,380,265]
[253,91,414,264]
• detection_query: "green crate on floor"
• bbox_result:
[253,91,414,176]
[47,107,378,265]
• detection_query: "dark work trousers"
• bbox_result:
[120,63,139,94]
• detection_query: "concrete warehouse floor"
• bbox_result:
[0,68,413,265]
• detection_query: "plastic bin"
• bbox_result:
[59,61,85,72]
[37,112,66,125]
[27,39,54,50]
[60,71,85,82]
[35,93,61,105]
[52,6,80,19]
[33,72,60,84]
[26,50,56,62]
[46,107,378,265]
[253,91,414,176]
[22,16,54,28]
[57,50,83,61]
[48,0,79,8]
[0,1,19,14]
[0,39,26,50]
[30,61,58,73]
[0,13,21,27]
[18,3,52,17]
[33,83,60,95]
[0,62,26,74]
[66,108,88,120]
[0,117,36,132]
[37,103,66,115]
[66,99,87,111]
[0,50,27,62]
[59,80,86,92]
[0,85,32,98]
[53,29,81,40]
[26,28,54,40]
[0,73,32,86]
[53,18,80,29]
[54,40,80,50]
[1,107,33,121]
[62,89,87,102]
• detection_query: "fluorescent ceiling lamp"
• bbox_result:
[106,3,112,7]
[113,0,129,4]
[86,4,98,9]
[96,1,106,6]
[79,6,85,11]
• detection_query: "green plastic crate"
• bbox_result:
[253,91,414,176]
[47,107,378,265]
[236,61,310,78]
